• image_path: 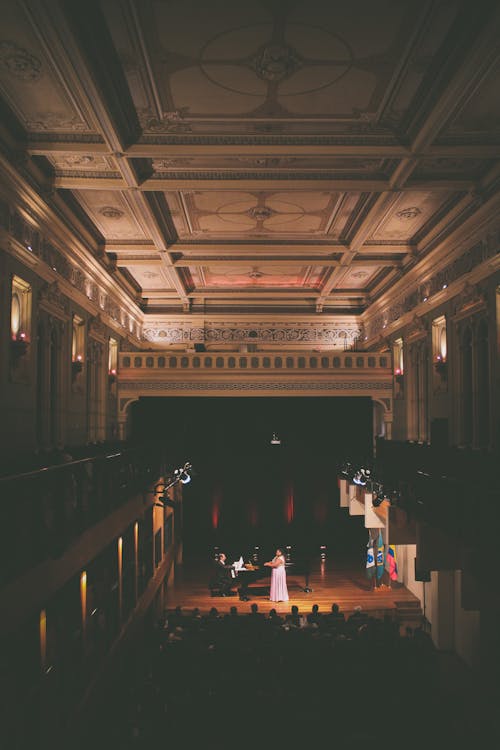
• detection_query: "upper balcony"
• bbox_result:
[118,350,393,399]
[0,444,165,589]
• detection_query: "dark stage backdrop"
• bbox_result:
[130,397,372,563]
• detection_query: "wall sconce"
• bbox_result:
[10,331,29,360]
[434,355,447,378]
[72,354,83,380]
[108,368,117,386]
[394,367,404,384]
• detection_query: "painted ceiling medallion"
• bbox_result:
[396,206,422,220]
[99,206,124,219]
[251,43,302,82]
[352,271,370,279]
[248,206,276,220]
[143,271,160,279]
[248,268,264,280]
[0,40,42,81]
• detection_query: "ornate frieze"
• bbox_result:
[365,234,499,340]
[38,280,69,319]
[1,198,141,340]
[88,313,108,342]
[451,281,487,322]
[142,322,362,347]
[121,380,392,393]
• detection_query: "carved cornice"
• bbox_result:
[363,231,499,340]
[38,280,70,321]
[142,321,362,347]
[120,380,393,394]
[450,281,488,323]
[406,314,429,343]
[137,134,401,147]
[88,313,108,343]
[0,195,142,343]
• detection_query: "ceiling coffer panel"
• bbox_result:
[0,4,93,132]
[1,0,498,318]
[188,264,329,289]
[73,191,147,240]
[103,0,461,132]
[176,190,343,238]
[369,192,455,242]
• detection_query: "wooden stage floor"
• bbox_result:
[166,556,421,621]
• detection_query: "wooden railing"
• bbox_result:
[0,444,165,586]
[119,351,390,373]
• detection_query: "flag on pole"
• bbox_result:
[376,531,385,580]
[386,544,398,581]
[366,536,375,578]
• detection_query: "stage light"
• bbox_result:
[270,432,281,445]
[353,468,371,486]
[320,545,327,560]
[339,461,354,480]
[174,467,192,484]
[154,461,193,506]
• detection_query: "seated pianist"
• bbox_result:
[211,552,235,596]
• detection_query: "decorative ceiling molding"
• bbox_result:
[0,1,499,322]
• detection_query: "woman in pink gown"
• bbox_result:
[265,548,289,602]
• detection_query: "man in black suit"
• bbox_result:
[211,552,234,596]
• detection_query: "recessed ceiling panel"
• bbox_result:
[335,266,380,289]
[120,265,167,290]
[103,0,456,133]
[441,59,500,138]
[73,191,147,240]
[189,264,328,289]
[178,190,341,238]
[0,4,92,132]
[370,192,453,242]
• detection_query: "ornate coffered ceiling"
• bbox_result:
[0,0,499,324]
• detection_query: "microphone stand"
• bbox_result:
[300,554,313,593]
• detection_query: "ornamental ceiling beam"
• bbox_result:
[168,257,402,269]
[408,7,500,154]
[52,175,473,192]
[166,243,411,256]
[28,142,500,160]
[335,8,500,268]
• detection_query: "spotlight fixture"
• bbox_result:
[174,465,192,484]
[270,432,281,445]
[339,461,354,480]
[154,461,193,506]
[353,468,371,486]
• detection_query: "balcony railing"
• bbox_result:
[0,444,165,587]
[375,438,495,539]
[119,351,390,373]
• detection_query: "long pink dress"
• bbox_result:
[269,555,289,602]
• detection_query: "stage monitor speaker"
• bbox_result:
[414,559,431,582]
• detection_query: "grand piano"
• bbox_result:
[233,563,270,600]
